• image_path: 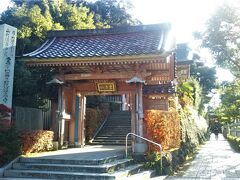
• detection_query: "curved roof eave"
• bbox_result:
[20,53,171,67]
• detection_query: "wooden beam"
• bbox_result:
[62,72,152,81]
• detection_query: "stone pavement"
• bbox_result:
[165,134,240,180]
[20,145,126,160]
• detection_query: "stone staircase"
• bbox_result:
[91,111,131,145]
[3,155,155,179]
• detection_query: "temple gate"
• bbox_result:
[23,24,176,152]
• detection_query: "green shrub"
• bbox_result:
[85,107,109,142]
[0,126,21,167]
[20,130,54,154]
[227,135,240,152]
[144,152,172,175]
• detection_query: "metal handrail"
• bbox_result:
[89,113,110,143]
[125,132,163,175]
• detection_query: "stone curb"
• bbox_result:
[0,157,20,177]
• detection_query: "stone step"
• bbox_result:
[92,111,131,146]
[98,128,131,132]
[124,170,156,179]
[98,130,130,132]
[90,142,130,146]
[103,124,131,127]
[19,155,123,165]
[96,135,129,138]
[101,127,131,129]
[102,124,130,127]
[94,136,128,140]
[92,138,129,141]
[98,134,130,136]
[4,164,143,180]
[103,126,130,129]
[12,159,133,173]
[98,131,130,134]
[92,139,127,143]
[104,122,131,125]
[109,112,130,114]
[94,135,127,138]
[107,118,130,120]
[107,116,130,119]
[106,120,131,122]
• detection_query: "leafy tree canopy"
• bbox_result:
[195,3,240,77]
[190,63,217,95]
[214,80,240,124]
[77,0,140,27]
[1,0,96,55]
[0,0,139,108]
[177,77,203,114]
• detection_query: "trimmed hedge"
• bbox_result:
[227,135,240,152]
[144,110,181,150]
[85,106,109,142]
[20,130,54,154]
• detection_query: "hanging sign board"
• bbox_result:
[96,82,116,93]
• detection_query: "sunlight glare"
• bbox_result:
[131,0,224,42]
[216,68,235,82]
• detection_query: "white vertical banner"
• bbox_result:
[0,24,17,109]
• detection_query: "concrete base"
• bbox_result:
[73,143,84,148]
[0,168,3,177]
[133,143,147,154]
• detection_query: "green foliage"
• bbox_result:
[144,152,173,175]
[77,0,140,27]
[1,0,138,55]
[1,0,96,55]
[1,0,138,108]
[85,107,108,141]
[214,80,240,123]
[58,3,95,30]
[1,4,55,55]
[177,78,203,113]
[0,126,21,167]
[190,64,217,95]
[196,3,240,77]
[227,135,240,152]
[13,62,57,108]
[144,152,163,175]
[190,63,217,114]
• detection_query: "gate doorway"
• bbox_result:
[72,92,133,147]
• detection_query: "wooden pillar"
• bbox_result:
[57,85,65,149]
[138,83,144,138]
[73,93,86,147]
[73,94,80,146]
[51,100,58,141]
[169,54,175,80]
[130,91,136,134]
[134,83,146,154]
[79,95,86,147]
[122,94,127,111]
[130,91,136,152]
[69,88,76,146]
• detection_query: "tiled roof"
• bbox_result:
[23,24,171,59]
